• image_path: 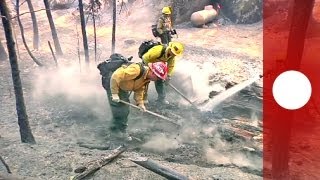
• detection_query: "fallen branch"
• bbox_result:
[77,142,110,150]
[129,157,189,180]
[11,8,47,19]
[0,155,11,173]
[72,145,126,180]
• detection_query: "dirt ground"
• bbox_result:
[1,1,262,179]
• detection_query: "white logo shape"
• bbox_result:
[272,70,312,110]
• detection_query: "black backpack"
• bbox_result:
[151,24,160,37]
[138,40,166,59]
[97,53,145,80]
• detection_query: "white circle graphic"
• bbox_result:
[272,70,312,110]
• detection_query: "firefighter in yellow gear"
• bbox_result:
[105,62,168,136]
[142,41,184,104]
[157,6,173,44]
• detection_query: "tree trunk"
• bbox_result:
[79,0,90,65]
[111,0,116,53]
[0,39,8,61]
[15,0,44,67]
[43,0,63,56]
[272,0,314,179]
[26,0,39,50]
[0,0,36,144]
[91,0,97,63]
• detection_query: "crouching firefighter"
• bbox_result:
[101,60,168,139]
[141,41,184,105]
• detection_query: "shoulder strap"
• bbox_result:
[133,63,146,80]
[157,45,166,59]
[159,16,165,21]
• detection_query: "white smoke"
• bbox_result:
[142,133,180,152]
[31,63,109,117]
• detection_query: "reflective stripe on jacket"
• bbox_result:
[110,63,150,105]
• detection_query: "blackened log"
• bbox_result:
[130,157,189,180]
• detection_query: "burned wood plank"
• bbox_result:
[72,145,126,180]
[230,121,262,133]
[221,126,255,140]
[129,157,189,180]
[230,126,255,138]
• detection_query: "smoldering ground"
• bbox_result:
[24,49,262,175]
[124,59,261,171]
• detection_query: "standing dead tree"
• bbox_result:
[88,0,102,63]
[0,39,8,61]
[43,0,63,56]
[111,0,116,53]
[0,0,36,144]
[79,0,90,66]
[15,0,44,67]
[26,0,39,50]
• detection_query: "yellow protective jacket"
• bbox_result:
[157,15,172,34]
[142,45,175,76]
[110,63,150,105]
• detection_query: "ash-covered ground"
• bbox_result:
[1,1,262,179]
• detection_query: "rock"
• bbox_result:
[225,81,237,90]
[124,39,136,45]
[50,0,76,10]
[209,91,220,98]
[220,0,262,24]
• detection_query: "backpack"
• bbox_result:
[97,53,145,80]
[138,40,166,59]
[151,24,160,37]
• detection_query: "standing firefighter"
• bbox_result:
[157,6,174,44]
[102,61,168,140]
[142,41,184,104]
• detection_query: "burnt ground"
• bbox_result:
[1,1,262,179]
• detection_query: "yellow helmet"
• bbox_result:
[168,42,184,56]
[162,6,171,15]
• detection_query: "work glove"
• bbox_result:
[138,104,146,112]
[111,94,120,103]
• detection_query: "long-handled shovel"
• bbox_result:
[167,82,198,108]
[119,100,180,127]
